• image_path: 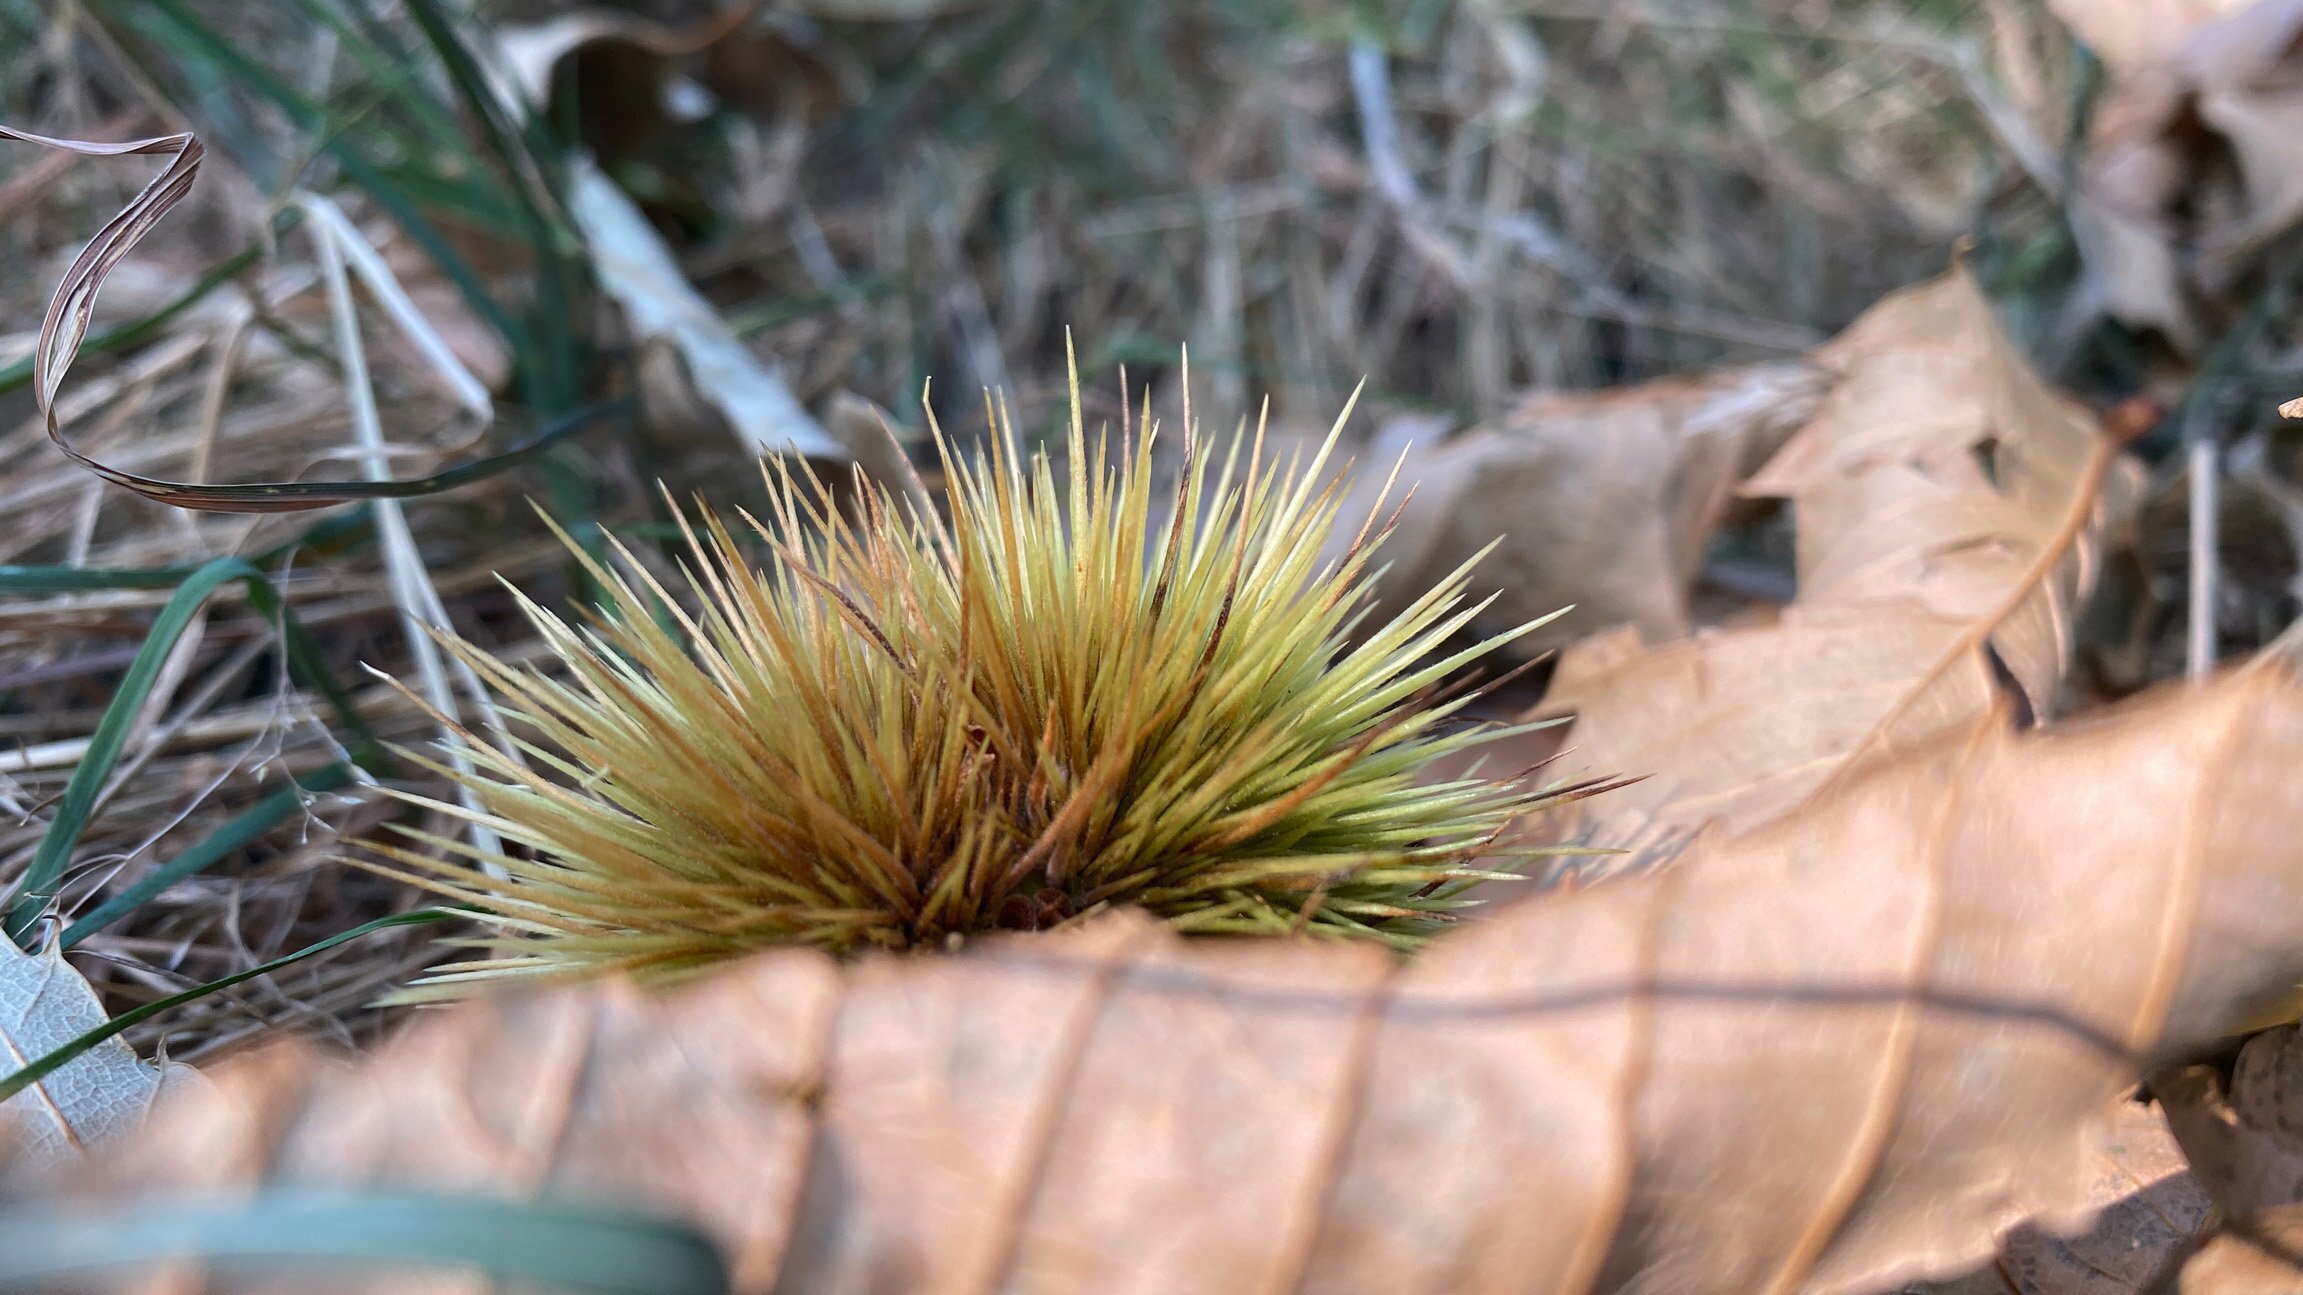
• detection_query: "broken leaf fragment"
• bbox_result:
[0,938,195,1165]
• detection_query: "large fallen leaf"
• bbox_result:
[0,939,191,1164]
[2164,1027,2303,1218]
[2067,0,2303,349]
[1332,362,1826,655]
[32,664,2303,1294]
[1538,267,2139,857]
[489,7,840,158]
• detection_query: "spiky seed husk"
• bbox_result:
[370,381,1590,991]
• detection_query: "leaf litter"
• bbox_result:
[18,1,2303,1291]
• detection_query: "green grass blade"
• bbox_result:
[399,0,585,408]
[59,762,359,949]
[0,542,397,943]
[234,576,376,747]
[0,512,375,593]
[0,1191,727,1295]
[89,0,590,410]
[111,0,425,169]
[327,147,535,364]
[0,567,374,759]
[361,162,524,233]
[0,909,458,1106]
[0,567,205,593]
[274,0,474,156]
[3,558,262,944]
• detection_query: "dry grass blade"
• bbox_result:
[297,190,508,864]
[292,196,493,425]
[32,662,2303,1293]
[362,375,1591,987]
[4,125,569,512]
[565,159,845,461]
[1,125,210,501]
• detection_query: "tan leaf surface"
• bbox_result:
[2071,0,2303,348]
[35,664,2303,1295]
[1329,361,1825,656]
[1537,266,2139,857]
[2173,1218,2303,1294]
[2046,0,2259,75]
[1983,1101,2209,1294]
[0,940,196,1165]
[1891,1096,2211,1294]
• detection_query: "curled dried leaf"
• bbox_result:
[2067,0,2303,348]
[1540,267,2141,862]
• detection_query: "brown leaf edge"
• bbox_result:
[0,124,621,512]
[35,662,2303,1294]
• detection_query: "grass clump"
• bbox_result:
[373,376,1592,990]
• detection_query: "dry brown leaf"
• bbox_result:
[2069,0,2303,349]
[2151,1024,2303,1289]
[491,7,842,151]
[33,664,2303,1294]
[2046,0,2260,75]
[1537,266,2140,858]
[1331,361,1826,656]
[1995,1102,2209,1294]
[1903,1097,2212,1295]
[2173,1216,2303,1294]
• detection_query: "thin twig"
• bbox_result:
[2189,438,2220,682]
